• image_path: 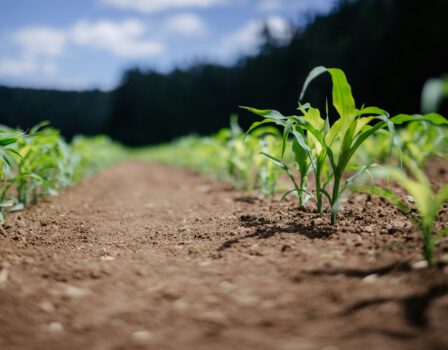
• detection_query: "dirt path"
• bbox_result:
[1,161,447,350]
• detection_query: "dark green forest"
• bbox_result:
[1,0,447,146]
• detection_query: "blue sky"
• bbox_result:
[0,0,336,90]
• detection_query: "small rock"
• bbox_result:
[362,274,378,283]
[64,285,89,298]
[39,301,55,312]
[364,226,373,234]
[132,330,153,343]
[101,256,115,261]
[312,218,324,226]
[412,260,429,269]
[173,299,188,311]
[48,322,63,332]
[440,254,448,264]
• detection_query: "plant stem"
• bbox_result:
[299,176,307,208]
[330,175,341,225]
[422,225,434,267]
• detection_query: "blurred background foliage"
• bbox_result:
[1,0,447,146]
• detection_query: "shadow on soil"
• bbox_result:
[342,284,448,328]
[306,261,412,278]
[217,214,335,251]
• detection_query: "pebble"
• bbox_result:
[364,226,373,234]
[101,256,115,261]
[173,299,188,311]
[362,274,379,283]
[64,285,89,298]
[39,301,55,312]
[132,330,153,343]
[412,260,429,269]
[440,254,448,264]
[312,218,324,226]
[48,322,63,332]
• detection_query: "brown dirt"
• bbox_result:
[1,160,448,350]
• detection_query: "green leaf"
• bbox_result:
[0,138,17,146]
[390,113,448,125]
[260,152,287,171]
[355,106,387,117]
[327,68,356,124]
[0,199,14,207]
[433,184,448,217]
[299,66,327,100]
[9,203,24,212]
[281,119,293,158]
[292,133,309,176]
[246,119,277,136]
[240,107,287,122]
[302,107,324,130]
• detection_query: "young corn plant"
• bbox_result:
[398,121,447,166]
[14,125,64,207]
[254,128,283,198]
[355,158,448,266]
[0,128,21,224]
[243,66,447,224]
[421,76,448,114]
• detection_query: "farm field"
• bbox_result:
[1,1,448,349]
[1,158,448,350]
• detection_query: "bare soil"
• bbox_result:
[1,160,448,350]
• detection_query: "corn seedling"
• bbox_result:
[141,116,283,196]
[0,123,125,224]
[243,66,447,224]
[421,76,448,114]
[355,158,448,266]
[0,128,21,224]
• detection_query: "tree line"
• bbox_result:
[1,0,447,146]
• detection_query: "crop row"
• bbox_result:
[144,68,448,266]
[0,123,124,225]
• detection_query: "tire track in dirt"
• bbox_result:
[1,161,447,350]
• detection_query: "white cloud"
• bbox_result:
[257,0,282,12]
[71,19,164,58]
[0,56,58,77]
[217,16,292,61]
[100,0,225,13]
[14,27,67,57]
[0,57,37,77]
[265,16,291,42]
[0,18,166,80]
[0,27,65,78]
[163,13,207,37]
